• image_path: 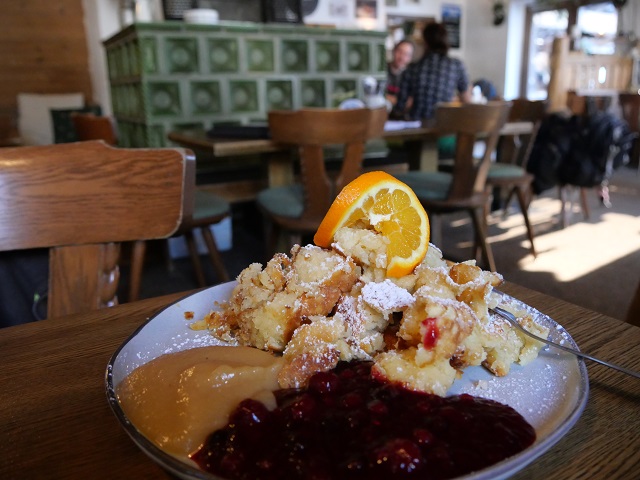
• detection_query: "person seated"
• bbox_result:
[396,22,472,121]
[385,40,415,120]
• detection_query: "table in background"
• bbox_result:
[0,283,638,479]
[167,121,534,198]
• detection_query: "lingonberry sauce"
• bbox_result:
[192,361,536,480]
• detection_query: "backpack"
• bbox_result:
[527,113,579,194]
[528,111,637,192]
[557,112,636,187]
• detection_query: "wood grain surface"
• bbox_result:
[0,283,638,479]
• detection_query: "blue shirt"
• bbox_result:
[396,53,470,120]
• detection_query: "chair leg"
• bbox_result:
[514,186,537,257]
[128,240,146,302]
[558,185,569,228]
[201,226,230,283]
[470,208,496,272]
[501,186,517,219]
[579,187,590,220]
[184,231,207,288]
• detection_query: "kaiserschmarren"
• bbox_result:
[196,226,549,396]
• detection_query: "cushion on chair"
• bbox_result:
[437,134,457,159]
[396,171,452,201]
[193,190,230,220]
[487,163,527,179]
[256,184,304,218]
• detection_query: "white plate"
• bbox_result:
[106,282,589,480]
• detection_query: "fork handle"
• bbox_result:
[550,344,640,380]
[492,307,640,380]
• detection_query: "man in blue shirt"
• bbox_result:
[396,22,472,121]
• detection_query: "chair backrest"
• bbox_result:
[619,93,640,133]
[566,90,613,117]
[268,107,387,220]
[72,113,118,145]
[0,141,192,318]
[436,102,511,199]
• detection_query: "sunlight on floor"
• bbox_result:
[515,211,640,282]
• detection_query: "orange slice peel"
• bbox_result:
[314,171,430,277]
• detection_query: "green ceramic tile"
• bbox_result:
[316,41,340,72]
[347,42,370,72]
[208,38,239,73]
[124,84,142,117]
[331,79,357,106]
[165,38,199,73]
[147,82,181,116]
[377,43,387,72]
[106,23,391,148]
[140,37,159,74]
[131,43,140,75]
[229,80,259,113]
[118,121,146,148]
[146,125,167,147]
[301,79,326,107]
[121,45,131,77]
[136,22,181,32]
[246,39,275,72]
[281,40,308,72]
[266,80,293,110]
[172,122,206,134]
[262,24,301,34]
[110,86,120,115]
[119,122,131,147]
[223,23,261,33]
[186,24,223,32]
[115,47,126,78]
[191,81,222,114]
[107,51,118,79]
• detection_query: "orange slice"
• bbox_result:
[314,171,430,277]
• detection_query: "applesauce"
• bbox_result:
[117,346,284,456]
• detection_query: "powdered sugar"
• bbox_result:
[361,279,414,313]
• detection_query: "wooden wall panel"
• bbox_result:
[0,0,93,138]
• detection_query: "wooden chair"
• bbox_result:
[71,113,118,145]
[256,107,387,255]
[619,92,640,171]
[486,99,547,257]
[0,141,188,319]
[397,102,512,272]
[72,113,230,301]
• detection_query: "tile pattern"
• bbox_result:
[104,22,386,147]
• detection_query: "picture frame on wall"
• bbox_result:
[442,4,461,49]
[356,0,377,19]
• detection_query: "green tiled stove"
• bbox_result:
[104,22,387,148]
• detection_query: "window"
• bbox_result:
[521,1,620,99]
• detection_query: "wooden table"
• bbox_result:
[1,282,638,479]
[168,121,534,192]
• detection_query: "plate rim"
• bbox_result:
[105,282,589,480]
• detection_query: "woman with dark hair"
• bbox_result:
[395,22,472,120]
[385,39,414,119]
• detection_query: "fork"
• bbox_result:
[490,306,640,379]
